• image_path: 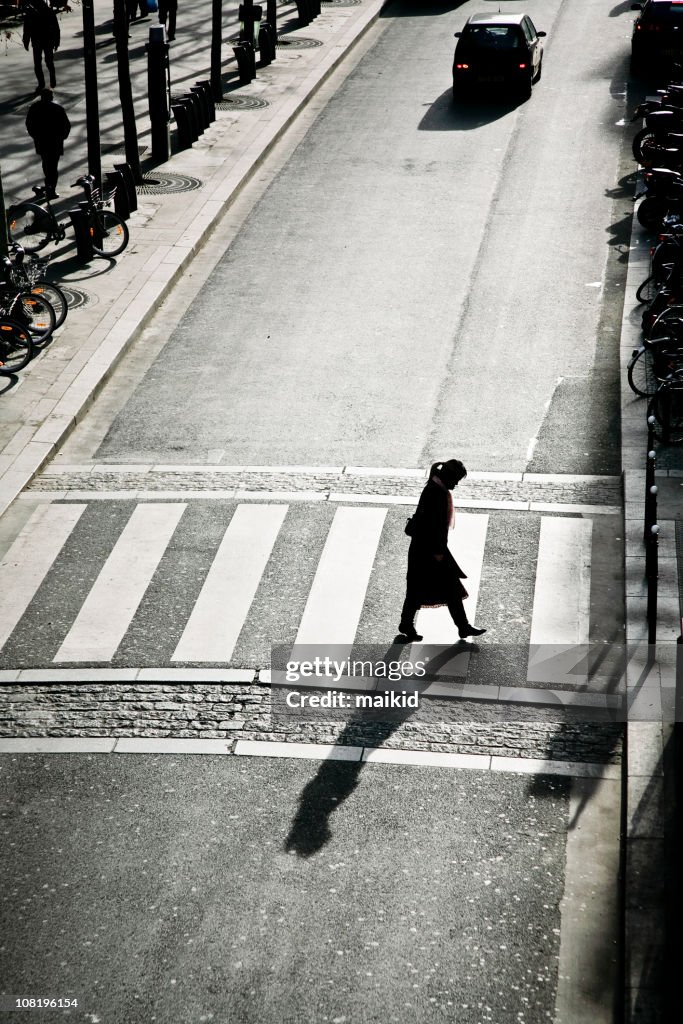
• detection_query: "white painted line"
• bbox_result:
[172,504,287,663]
[528,518,592,685]
[451,498,529,511]
[138,667,256,683]
[114,738,232,754]
[234,739,363,761]
[92,464,152,474]
[152,465,344,474]
[529,502,621,516]
[17,667,139,682]
[54,503,186,663]
[490,756,621,779]
[0,503,86,653]
[295,506,387,645]
[523,473,620,485]
[0,738,116,753]
[328,492,418,505]
[235,490,326,502]
[417,513,488,645]
[362,747,491,770]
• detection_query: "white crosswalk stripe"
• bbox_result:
[54,503,186,663]
[295,506,387,645]
[416,513,489,644]
[172,504,288,663]
[0,503,86,652]
[527,517,593,685]
[0,500,607,675]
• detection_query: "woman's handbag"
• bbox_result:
[404,515,416,537]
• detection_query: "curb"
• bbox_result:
[0,0,388,521]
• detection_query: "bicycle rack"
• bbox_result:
[104,171,131,222]
[114,162,138,214]
[69,207,94,261]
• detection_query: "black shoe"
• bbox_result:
[458,625,486,639]
[398,623,423,642]
[33,85,43,95]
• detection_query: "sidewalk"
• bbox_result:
[0,0,387,518]
[621,185,683,1021]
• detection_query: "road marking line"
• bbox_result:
[53,503,186,663]
[172,504,288,663]
[235,739,363,761]
[295,506,387,645]
[0,503,86,653]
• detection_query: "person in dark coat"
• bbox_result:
[398,459,487,643]
[23,0,61,92]
[158,0,177,40]
[25,89,71,199]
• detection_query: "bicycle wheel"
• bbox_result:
[648,382,683,442]
[636,274,659,305]
[7,203,52,254]
[91,210,129,257]
[628,346,656,397]
[19,291,55,343]
[30,280,68,329]
[0,317,33,374]
[647,305,683,340]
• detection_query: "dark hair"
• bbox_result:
[430,459,467,484]
[40,88,53,102]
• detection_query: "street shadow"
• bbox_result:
[610,0,636,14]
[0,373,20,396]
[380,0,469,18]
[419,88,522,132]
[284,639,468,858]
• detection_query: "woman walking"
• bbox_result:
[398,459,487,643]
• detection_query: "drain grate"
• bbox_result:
[59,286,96,311]
[136,173,204,195]
[275,35,323,48]
[216,95,270,110]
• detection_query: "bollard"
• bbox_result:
[295,0,311,27]
[104,171,130,221]
[113,162,138,213]
[258,22,275,66]
[147,25,171,163]
[188,90,206,134]
[69,207,94,261]
[233,42,254,84]
[195,80,216,122]
[182,96,200,141]
[191,86,211,130]
[310,0,320,16]
[646,523,660,646]
[171,103,193,150]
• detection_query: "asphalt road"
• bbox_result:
[96,0,630,473]
[0,754,571,1024]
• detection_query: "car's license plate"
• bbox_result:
[478,75,504,83]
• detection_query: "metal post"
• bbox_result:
[646,523,660,646]
[267,0,277,37]
[147,25,171,163]
[113,0,142,184]
[0,166,9,259]
[82,0,102,188]
[239,0,255,45]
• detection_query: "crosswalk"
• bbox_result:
[0,498,612,671]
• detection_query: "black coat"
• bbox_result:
[23,7,61,50]
[26,98,71,155]
[405,479,466,608]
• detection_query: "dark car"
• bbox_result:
[631,0,683,76]
[452,13,546,100]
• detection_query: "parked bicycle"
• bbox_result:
[4,243,68,330]
[647,368,683,442]
[0,317,33,376]
[6,175,129,258]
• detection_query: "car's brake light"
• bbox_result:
[456,63,469,69]
[518,63,527,68]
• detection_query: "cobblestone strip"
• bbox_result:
[0,684,623,764]
[29,468,623,506]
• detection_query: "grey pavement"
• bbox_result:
[0,752,616,1024]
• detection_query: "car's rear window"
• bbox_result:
[463,25,525,49]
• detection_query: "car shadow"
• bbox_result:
[380,0,470,18]
[418,87,524,131]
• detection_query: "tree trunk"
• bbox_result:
[113,0,142,183]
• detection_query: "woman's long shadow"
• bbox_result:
[283,639,471,858]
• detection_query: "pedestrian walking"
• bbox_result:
[158,0,177,40]
[398,459,487,643]
[25,89,71,199]
[126,0,148,23]
[23,0,60,93]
